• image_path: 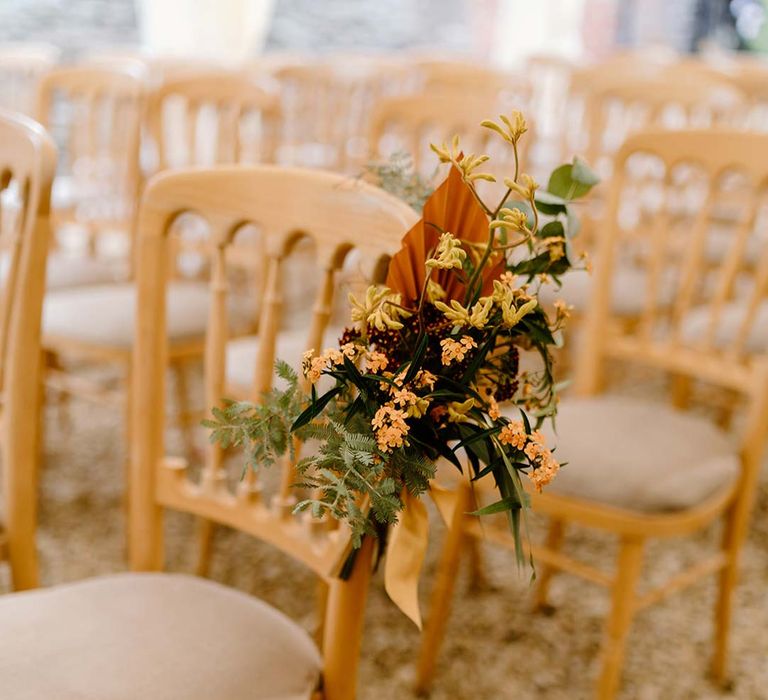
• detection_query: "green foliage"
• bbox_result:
[364,151,434,211]
[203,360,306,470]
[546,156,600,200]
[294,419,435,547]
[206,123,597,563]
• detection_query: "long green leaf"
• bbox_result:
[291,386,342,431]
[469,496,522,516]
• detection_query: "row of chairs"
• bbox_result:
[2,47,768,699]
[0,109,406,700]
[3,111,768,699]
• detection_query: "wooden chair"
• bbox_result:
[525,54,578,172]
[416,130,768,699]
[201,166,417,573]
[268,63,346,170]
[268,60,408,172]
[0,165,414,700]
[414,59,532,110]
[0,43,60,115]
[36,65,146,274]
[40,71,277,487]
[323,55,412,172]
[147,70,281,172]
[565,66,746,182]
[0,110,56,590]
[547,70,748,329]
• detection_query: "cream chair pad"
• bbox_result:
[539,266,674,317]
[531,396,739,511]
[43,281,255,348]
[0,573,320,700]
[1,251,122,290]
[45,254,125,289]
[681,300,768,354]
[226,325,346,393]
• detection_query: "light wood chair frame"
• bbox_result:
[35,65,147,251]
[416,129,768,699]
[147,71,281,172]
[368,92,534,186]
[130,164,416,700]
[0,110,56,590]
[0,43,60,115]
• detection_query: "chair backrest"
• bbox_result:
[148,71,281,171]
[36,66,146,228]
[130,165,417,700]
[323,56,412,171]
[368,92,528,197]
[577,129,768,485]
[0,43,60,115]
[0,110,56,589]
[270,61,408,171]
[270,63,346,169]
[415,59,531,104]
[565,70,746,178]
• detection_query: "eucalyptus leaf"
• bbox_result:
[547,164,591,200]
[571,155,600,187]
[538,220,565,239]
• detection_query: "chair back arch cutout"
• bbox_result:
[129,164,418,700]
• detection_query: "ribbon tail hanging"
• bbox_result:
[384,489,429,629]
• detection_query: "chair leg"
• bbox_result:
[670,373,691,411]
[415,484,470,696]
[45,350,72,430]
[466,537,489,592]
[532,518,566,612]
[314,578,329,646]
[464,487,488,592]
[712,500,749,686]
[196,518,216,577]
[596,536,644,700]
[171,357,196,461]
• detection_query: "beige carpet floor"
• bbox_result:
[4,366,767,700]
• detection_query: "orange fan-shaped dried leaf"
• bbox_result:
[386,165,504,304]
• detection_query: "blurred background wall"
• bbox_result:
[0,0,763,63]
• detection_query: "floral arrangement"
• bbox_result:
[207,111,597,572]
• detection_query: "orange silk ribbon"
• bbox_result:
[384,482,459,629]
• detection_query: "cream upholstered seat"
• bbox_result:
[681,301,768,354]
[226,324,346,393]
[45,254,125,289]
[534,396,739,511]
[0,250,121,290]
[0,573,321,700]
[43,281,255,347]
[539,266,675,316]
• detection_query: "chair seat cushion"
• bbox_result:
[226,326,345,393]
[520,396,739,511]
[0,573,321,700]
[681,301,768,353]
[45,254,126,289]
[43,282,255,348]
[0,252,123,291]
[540,267,673,316]
[226,331,307,392]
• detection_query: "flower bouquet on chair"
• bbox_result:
[206,111,597,623]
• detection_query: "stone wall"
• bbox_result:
[0,0,472,58]
[0,0,139,58]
